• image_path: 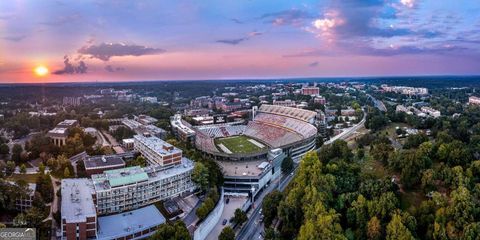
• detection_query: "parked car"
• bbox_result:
[226,198,230,204]
[222,219,228,225]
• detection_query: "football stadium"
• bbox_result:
[194,104,318,161]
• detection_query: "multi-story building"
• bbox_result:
[469,96,480,105]
[9,182,36,212]
[421,107,441,118]
[83,155,126,176]
[61,179,97,240]
[63,97,82,106]
[47,119,79,146]
[91,158,195,215]
[314,96,326,105]
[134,135,182,166]
[273,99,296,107]
[170,114,196,142]
[301,87,320,96]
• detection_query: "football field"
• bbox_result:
[215,135,264,154]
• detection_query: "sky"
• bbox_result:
[0,0,479,83]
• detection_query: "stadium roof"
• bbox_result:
[258,104,316,122]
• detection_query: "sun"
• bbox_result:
[34,66,49,77]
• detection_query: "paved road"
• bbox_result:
[237,111,367,240]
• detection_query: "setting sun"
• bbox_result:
[34,66,49,77]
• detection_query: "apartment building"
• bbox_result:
[91,158,195,215]
[134,135,182,166]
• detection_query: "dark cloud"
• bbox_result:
[53,56,88,75]
[260,9,313,26]
[105,65,125,72]
[77,42,165,61]
[308,61,319,67]
[231,18,243,24]
[2,35,26,42]
[216,38,248,45]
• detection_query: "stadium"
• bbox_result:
[194,104,318,161]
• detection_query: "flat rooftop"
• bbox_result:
[97,205,166,240]
[84,155,126,170]
[61,178,96,223]
[217,159,270,177]
[57,119,78,127]
[134,135,182,156]
[92,157,194,191]
[48,127,67,135]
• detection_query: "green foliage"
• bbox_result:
[192,162,209,192]
[233,208,247,225]
[281,156,294,173]
[262,190,283,227]
[195,188,220,220]
[149,221,191,240]
[218,226,235,240]
[386,214,414,240]
[112,126,136,141]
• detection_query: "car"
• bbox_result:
[222,219,227,225]
[226,198,230,204]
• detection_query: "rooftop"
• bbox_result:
[134,135,182,156]
[48,127,68,135]
[97,205,166,240]
[84,155,126,170]
[61,178,96,223]
[217,159,270,177]
[92,157,194,191]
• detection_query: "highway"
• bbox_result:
[236,112,367,240]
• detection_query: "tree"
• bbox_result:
[6,161,15,176]
[63,167,71,178]
[20,164,26,174]
[386,214,414,240]
[11,144,23,164]
[281,156,294,173]
[38,163,45,175]
[262,190,283,227]
[233,208,247,226]
[192,162,209,192]
[0,143,9,155]
[149,221,190,240]
[218,226,235,240]
[367,216,381,240]
[370,143,393,165]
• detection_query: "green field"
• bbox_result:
[215,135,264,154]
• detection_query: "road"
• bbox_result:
[237,111,367,240]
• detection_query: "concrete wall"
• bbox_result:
[193,189,225,240]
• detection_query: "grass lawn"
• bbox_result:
[7,173,40,183]
[215,135,264,154]
[361,155,390,179]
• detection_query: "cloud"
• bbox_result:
[216,38,248,45]
[216,31,263,45]
[400,0,415,8]
[2,35,26,42]
[77,42,165,61]
[53,56,88,74]
[231,18,243,24]
[261,9,313,26]
[105,65,125,72]
[308,61,319,67]
[39,14,81,26]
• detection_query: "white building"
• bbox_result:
[469,96,480,105]
[134,135,182,167]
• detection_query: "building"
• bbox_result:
[381,85,429,96]
[61,179,97,240]
[9,182,36,212]
[314,96,326,105]
[47,119,79,146]
[469,96,480,105]
[421,107,441,118]
[83,127,97,136]
[140,97,158,103]
[134,135,182,166]
[135,115,158,125]
[91,158,195,215]
[96,205,166,240]
[63,97,82,106]
[141,125,167,139]
[170,114,196,142]
[301,87,320,96]
[83,155,126,176]
[273,99,296,107]
[122,138,135,150]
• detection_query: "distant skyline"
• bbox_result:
[1,0,480,83]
